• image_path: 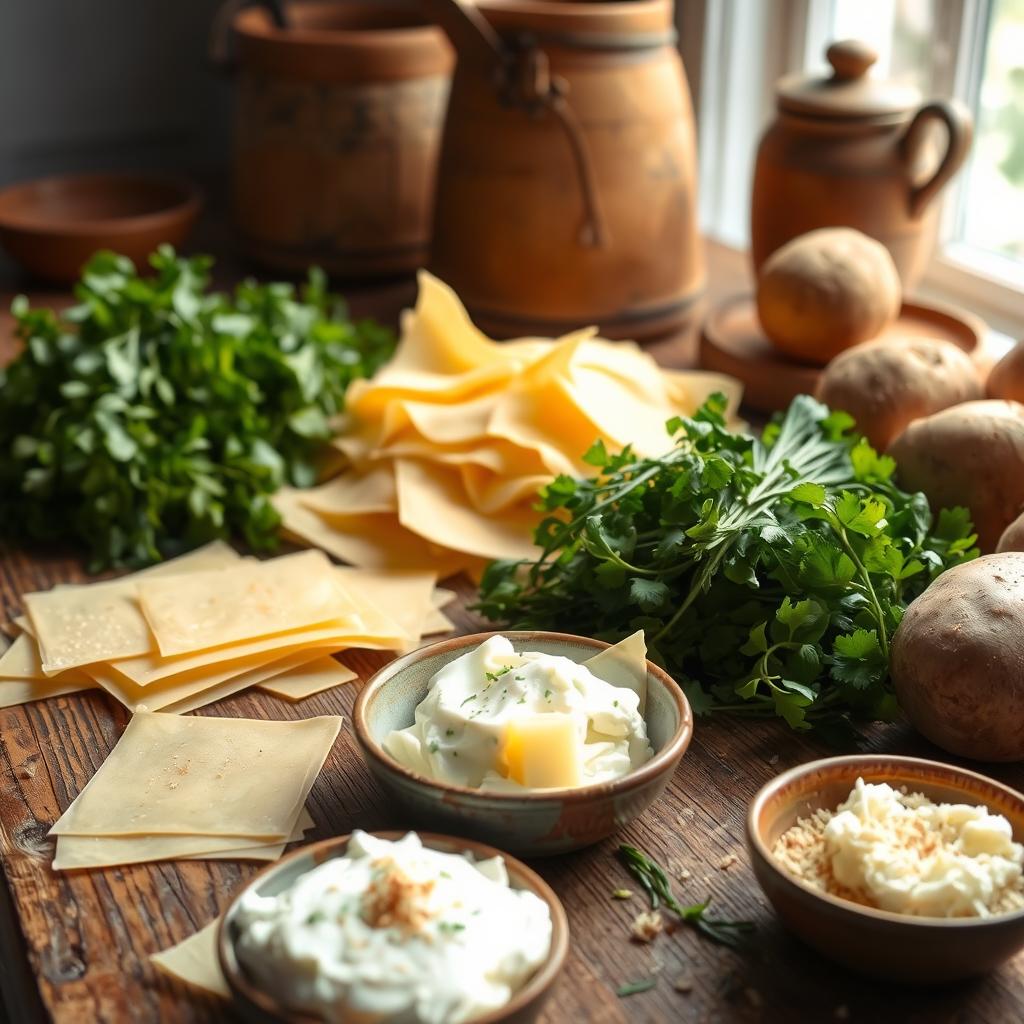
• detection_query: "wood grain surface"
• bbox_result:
[3,550,1024,1024]
[1,241,1022,1022]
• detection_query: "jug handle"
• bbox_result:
[420,0,609,248]
[419,0,507,73]
[902,100,973,220]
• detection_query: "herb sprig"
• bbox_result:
[619,845,754,948]
[0,247,393,569]
[478,395,978,735]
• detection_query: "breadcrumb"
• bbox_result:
[630,910,664,943]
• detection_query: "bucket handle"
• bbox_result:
[209,0,287,71]
[421,0,610,248]
[209,0,249,71]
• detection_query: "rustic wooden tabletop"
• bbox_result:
[1,238,1022,1023]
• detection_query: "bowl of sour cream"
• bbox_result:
[353,631,693,855]
[219,830,569,1024]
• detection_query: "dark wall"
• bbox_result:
[0,0,230,186]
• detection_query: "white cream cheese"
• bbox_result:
[234,831,552,1024]
[825,779,1024,918]
[384,635,653,790]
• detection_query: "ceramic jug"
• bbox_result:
[213,1,453,278]
[751,40,972,288]
[422,0,703,340]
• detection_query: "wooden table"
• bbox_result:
[1,241,1023,1023]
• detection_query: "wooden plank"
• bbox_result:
[1,546,1023,1022]
[1,240,1022,1020]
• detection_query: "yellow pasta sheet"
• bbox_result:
[50,712,341,840]
[23,543,242,675]
[583,630,649,714]
[283,272,741,573]
[150,920,229,999]
[138,550,352,657]
[258,656,358,701]
[274,486,480,577]
[83,647,333,713]
[53,809,315,871]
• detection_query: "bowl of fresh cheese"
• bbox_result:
[353,630,693,856]
[219,830,569,1024]
[747,755,1024,982]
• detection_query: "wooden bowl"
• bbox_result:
[0,173,202,283]
[700,294,988,413]
[747,755,1024,982]
[218,830,570,1024]
[353,631,693,856]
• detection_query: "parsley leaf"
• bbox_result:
[0,248,393,569]
[477,394,978,732]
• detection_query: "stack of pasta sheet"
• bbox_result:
[273,271,742,575]
[0,542,456,713]
[49,712,341,869]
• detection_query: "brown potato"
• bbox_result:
[987,342,1024,402]
[998,510,1024,553]
[757,227,902,366]
[888,400,1024,552]
[891,553,1024,762]
[815,337,981,450]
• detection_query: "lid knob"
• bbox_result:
[826,39,878,81]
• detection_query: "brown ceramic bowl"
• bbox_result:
[747,755,1024,982]
[0,173,202,282]
[218,830,569,1024]
[353,631,693,856]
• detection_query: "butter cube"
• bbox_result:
[501,714,582,789]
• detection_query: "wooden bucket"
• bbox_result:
[423,0,704,340]
[221,1,453,278]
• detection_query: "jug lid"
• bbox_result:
[776,40,919,119]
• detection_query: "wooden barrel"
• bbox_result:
[425,0,703,340]
[228,2,453,279]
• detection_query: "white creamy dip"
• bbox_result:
[825,779,1024,918]
[234,831,552,1024]
[384,635,653,790]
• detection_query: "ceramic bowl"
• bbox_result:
[0,173,201,282]
[218,831,569,1024]
[747,754,1024,982]
[353,630,693,856]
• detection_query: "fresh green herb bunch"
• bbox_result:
[478,395,978,736]
[0,247,393,569]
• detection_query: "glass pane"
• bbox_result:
[829,0,939,94]
[957,0,1024,265]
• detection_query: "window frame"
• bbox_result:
[680,0,1023,338]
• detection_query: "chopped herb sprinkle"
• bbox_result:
[617,979,657,998]
[429,740,439,754]
[460,694,477,707]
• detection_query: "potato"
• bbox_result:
[891,553,1024,762]
[815,337,981,450]
[757,227,902,366]
[888,400,1024,552]
[987,342,1024,402]
[998,510,1024,553]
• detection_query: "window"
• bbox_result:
[693,0,1024,335]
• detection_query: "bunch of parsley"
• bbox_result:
[0,247,393,569]
[478,395,978,736]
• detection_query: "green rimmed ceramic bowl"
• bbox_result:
[747,754,1024,982]
[353,630,693,856]
[218,831,569,1024]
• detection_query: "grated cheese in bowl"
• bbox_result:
[772,778,1024,918]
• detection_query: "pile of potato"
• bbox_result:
[757,227,1024,761]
